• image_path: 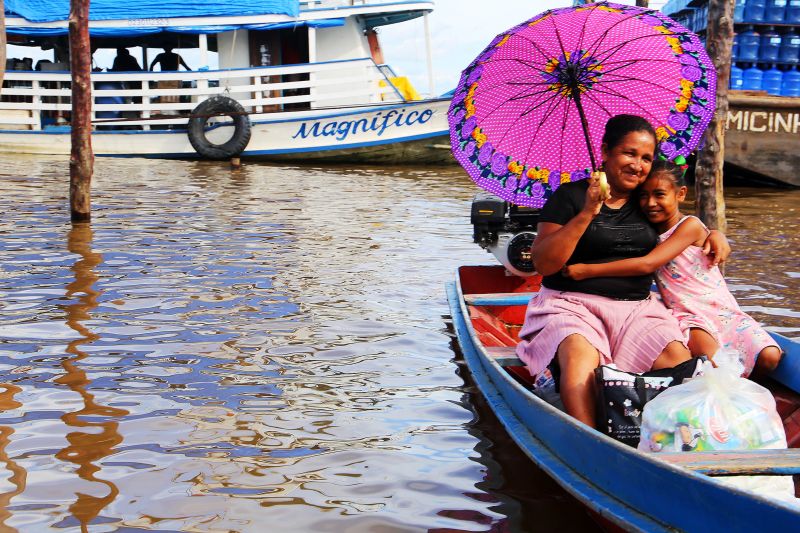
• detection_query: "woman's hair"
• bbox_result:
[648,159,686,187]
[602,114,656,150]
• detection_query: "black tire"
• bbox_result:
[188,96,252,159]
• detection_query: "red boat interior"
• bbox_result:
[457,266,800,449]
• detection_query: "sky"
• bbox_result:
[379,0,666,97]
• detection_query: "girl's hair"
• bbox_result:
[602,114,656,150]
[648,159,686,187]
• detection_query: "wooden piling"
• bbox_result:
[68,0,94,222]
[693,0,732,232]
[0,0,6,90]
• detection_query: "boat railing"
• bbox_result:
[300,0,368,9]
[300,0,433,9]
[377,64,399,79]
[0,58,404,131]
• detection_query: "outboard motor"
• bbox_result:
[470,192,541,277]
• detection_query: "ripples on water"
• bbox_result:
[0,156,796,532]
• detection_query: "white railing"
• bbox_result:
[300,1,368,9]
[0,58,404,131]
[299,0,432,10]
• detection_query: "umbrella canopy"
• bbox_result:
[448,2,716,208]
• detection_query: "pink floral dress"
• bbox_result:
[655,216,778,376]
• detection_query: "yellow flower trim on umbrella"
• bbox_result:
[508,161,525,175]
[472,127,487,147]
[528,13,551,27]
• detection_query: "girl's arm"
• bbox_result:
[564,217,707,280]
[703,230,731,266]
[531,176,604,276]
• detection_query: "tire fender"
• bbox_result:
[188,96,252,159]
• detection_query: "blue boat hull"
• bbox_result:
[447,266,800,531]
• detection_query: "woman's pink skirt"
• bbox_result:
[516,287,685,375]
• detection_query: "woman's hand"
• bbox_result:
[702,230,731,266]
[582,173,605,216]
[561,263,589,280]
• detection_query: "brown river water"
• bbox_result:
[0,156,797,532]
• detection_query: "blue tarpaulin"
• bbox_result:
[5,19,345,38]
[4,0,299,23]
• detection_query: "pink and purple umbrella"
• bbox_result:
[448,2,717,208]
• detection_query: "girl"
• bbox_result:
[563,160,782,377]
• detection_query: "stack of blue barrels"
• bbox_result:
[663,0,800,97]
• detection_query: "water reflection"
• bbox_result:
[0,384,25,532]
[56,224,127,531]
[440,338,600,533]
[0,156,795,532]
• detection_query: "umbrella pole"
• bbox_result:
[573,93,598,171]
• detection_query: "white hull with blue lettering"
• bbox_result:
[0,99,452,163]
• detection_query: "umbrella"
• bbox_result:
[448,1,716,208]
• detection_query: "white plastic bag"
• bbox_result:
[638,359,796,503]
[715,476,798,507]
[712,347,748,376]
[638,359,786,453]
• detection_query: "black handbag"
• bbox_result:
[595,357,705,447]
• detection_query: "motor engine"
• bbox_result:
[470,192,541,277]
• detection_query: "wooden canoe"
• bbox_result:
[446,265,800,531]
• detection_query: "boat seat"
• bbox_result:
[484,346,524,367]
[464,292,537,306]
[656,449,800,476]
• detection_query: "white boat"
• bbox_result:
[0,0,452,163]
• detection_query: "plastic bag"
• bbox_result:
[715,476,799,507]
[712,347,748,377]
[639,359,797,503]
[638,359,786,453]
[530,364,565,412]
[595,358,704,447]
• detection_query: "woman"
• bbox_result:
[516,114,730,428]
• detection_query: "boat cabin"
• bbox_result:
[1,0,435,133]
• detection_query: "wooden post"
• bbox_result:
[693,0,732,232]
[0,0,6,91]
[69,0,94,222]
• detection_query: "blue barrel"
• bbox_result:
[738,28,761,61]
[697,6,709,32]
[780,31,800,64]
[742,65,764,90]
[765,0,788,22]
[762,66,783,94]
[787,0,800,23]
[735,0,746,21]
[685,12,693,32]
[744,0,767,21]
[730,64,745,89]
[760,29,782,61]
[733,33,740,59]
[781,68,800,96]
